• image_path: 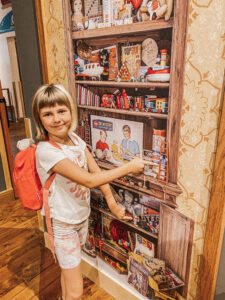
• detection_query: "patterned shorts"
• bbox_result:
[52,218,88,269]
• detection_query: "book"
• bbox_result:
[127,255,150,296]
[121,44,141,80]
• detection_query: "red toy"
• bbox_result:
[101,94,116,108]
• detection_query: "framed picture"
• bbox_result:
[121,44,141,80]
[90,45,118,80]
[90,115,143,165]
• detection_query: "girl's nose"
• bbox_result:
[53,114,60,122]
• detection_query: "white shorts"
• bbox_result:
[52,218,88,269]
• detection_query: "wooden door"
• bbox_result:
[0,81,15,200]
[158,204,194,296]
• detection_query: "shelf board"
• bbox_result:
[91,205,158,240]
[76,80,169,89]
[78,105,168,119]
[95,240,128,265]
[110,181,177,208]
[72,19,173,40]
[97,160,183,198]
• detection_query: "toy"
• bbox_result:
[99,49,110,80]
[71,0,85,31]
[82,63,104,79]
[101,94,116,108]
[147,67,170,82]
[91,45,119,81]
[130,0,142,10]
[118,238,130,251]
[117,62,131,81]
[122,89,129,109]
[137,0,150,21]
[164,0,174,21]
[76,40,92,61]
[156,0,168,19]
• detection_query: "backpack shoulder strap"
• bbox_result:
[47,139,62,150]
[43,173,57,261]
[42,139,62,261]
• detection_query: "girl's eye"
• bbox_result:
[59,110,66,114]
[43,113,51,117]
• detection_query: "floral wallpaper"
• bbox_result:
[39,0,225,299]
[178,0,225,298]
[40,0,68,89]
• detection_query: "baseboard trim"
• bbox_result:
[81,252,147,300]
[0,189,14,201]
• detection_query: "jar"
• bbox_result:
[160,49,168,66]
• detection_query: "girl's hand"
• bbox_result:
[128,157,156,174]
[109,203,132,221]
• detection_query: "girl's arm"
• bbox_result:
[51,151,152,189]
[84,148,132,220]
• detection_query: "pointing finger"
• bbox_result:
[122,216,133,221]
[143,160,158,166]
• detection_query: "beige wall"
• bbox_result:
[39,0,225,299]
[38,0,68,89]
[177,0,225,298]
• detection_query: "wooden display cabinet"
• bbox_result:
[62,0,193,297]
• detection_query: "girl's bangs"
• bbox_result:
[38,92,71,110]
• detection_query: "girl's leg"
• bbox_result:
[61,271,66,299]
[61,263,83,300]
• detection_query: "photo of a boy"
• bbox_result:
[120,125,140,160]
[95,129,110,160]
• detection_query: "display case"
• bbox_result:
[63,0,194,298]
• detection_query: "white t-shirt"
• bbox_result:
[36,133,90,224]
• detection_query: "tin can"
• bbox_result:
[160,49,168,66]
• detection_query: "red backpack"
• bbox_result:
[13,141,61,210]
[13,140,61,260]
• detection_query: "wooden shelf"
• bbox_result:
[76,80,169,89]
[110,181,177,208]
[78,105,168,119]
[91,205,158,240]
[72,19,173,40]
[95,240,128,265]
[97,160,182,198]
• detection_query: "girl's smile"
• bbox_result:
[39,104,72,143]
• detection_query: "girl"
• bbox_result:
[32,84,153,300]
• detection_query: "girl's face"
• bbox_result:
[39,104,72,139]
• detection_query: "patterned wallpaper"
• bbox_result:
[178,0,225,298]
[40,0,68,89]
[39,0,225,299]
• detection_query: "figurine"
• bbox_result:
[99,49,110,81]
[72,0,85,31]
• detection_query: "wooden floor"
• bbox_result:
[0,120,115,300]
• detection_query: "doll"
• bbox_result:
[99,49,110,81]
[72,0,84,31]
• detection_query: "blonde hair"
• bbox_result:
[32,84,77,140]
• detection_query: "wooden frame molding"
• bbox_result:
[167,0,190,183]
[198,78,225,300]
[35,0,49,84]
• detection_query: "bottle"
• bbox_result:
[122,89,129,110]
[116,94,122,109]
[160,49,168,66]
